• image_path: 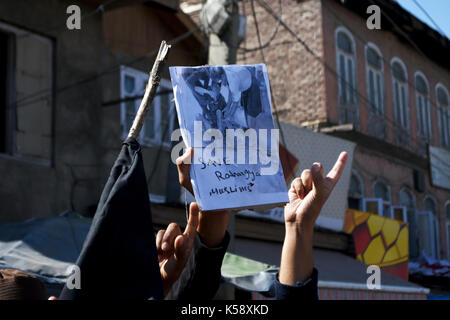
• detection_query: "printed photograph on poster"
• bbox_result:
[169,64,288,211]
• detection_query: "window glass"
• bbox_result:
[374,181,389,201]
[437,86,449,147]
[367,48,381,69]
[120,66,173,147]
[415,74,431,142]
[124,75,135,94]
[418,213,433,256]
[336,29,358,127]
[424,197,437,216]
[400,189,414,208]
[337,32,352,53]
[415,74,428,94]
[366,46,384,139]
[349,175,362,196]
[437,87,449,106]
[392,62,406,82]
[1,24,53,162]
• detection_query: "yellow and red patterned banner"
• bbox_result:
[343,209,409,280]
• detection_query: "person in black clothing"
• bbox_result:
[159,148,348,300]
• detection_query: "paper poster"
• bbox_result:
[169,64,288,211]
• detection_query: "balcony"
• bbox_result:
[320,123,428,169]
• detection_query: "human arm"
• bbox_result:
[276,152,348,299]
[159,148,231,300]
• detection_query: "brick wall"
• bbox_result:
[321,0,450,152]
[237,0,327,128]
[354,146,450,260]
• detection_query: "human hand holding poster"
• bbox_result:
[169,64,289,211]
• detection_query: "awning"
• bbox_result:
[0,212,91,295]
[229,237,429,300]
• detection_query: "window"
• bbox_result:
[348,171,363,210]
[120,66,175,147]
[365,44,385,138]
[436,84,449,148]
[0,22,53,164]
[418,196,440,259]
[373,180,391,217]
[446,201,450,261]
[415,72,432,152]
[390,206,407,222]
[335,27,358,127]
[362,198,383,215]
[400,188,418,258]
[391,58,410,147]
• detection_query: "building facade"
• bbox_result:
[237,0,450,262]
[0,0,206,222]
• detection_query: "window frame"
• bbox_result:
[445,200,450,261]
[414,71,432,141]
[365,43,384,116]
[335,26,359,128]
[372,179,391,217]
[435,83,449,148]
[399,187,416,208]
[120,65,175,149]
[390,57,410,145]
[362,198,383,215]
[423,195,440,260]
[0,21,54,167]
[348,170,364,210]
[417,210,436,259]
[390,205,408,222]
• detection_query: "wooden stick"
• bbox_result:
[128,40,171,139]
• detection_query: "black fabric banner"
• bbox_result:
[59,137,163,300]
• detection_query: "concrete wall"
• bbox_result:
[0,0,106,222]
[0,0,205,222]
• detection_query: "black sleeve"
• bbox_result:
[274,268,319,300]
[165,232,230,300]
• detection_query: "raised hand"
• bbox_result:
[279,152,348,286]
[176,148,231,248]
[156,202,199,296]
[284,152,348,230]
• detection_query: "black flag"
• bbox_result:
[59,137,163,299]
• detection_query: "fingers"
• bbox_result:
[156,229,166,253]
[311,162,324,195]
[290,178,303,199]
[184,202,200,240]
[326,152,348,186]
[300,169,312,193]
[176,148,194,194]
[161,223,182,253]
[176,147,193,166]
[173,202,200,261]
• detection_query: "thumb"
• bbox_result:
[184,202,199,240]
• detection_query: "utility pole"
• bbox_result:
[200,0,244,299]
[201,0,242,65]
[201,0,243,252]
